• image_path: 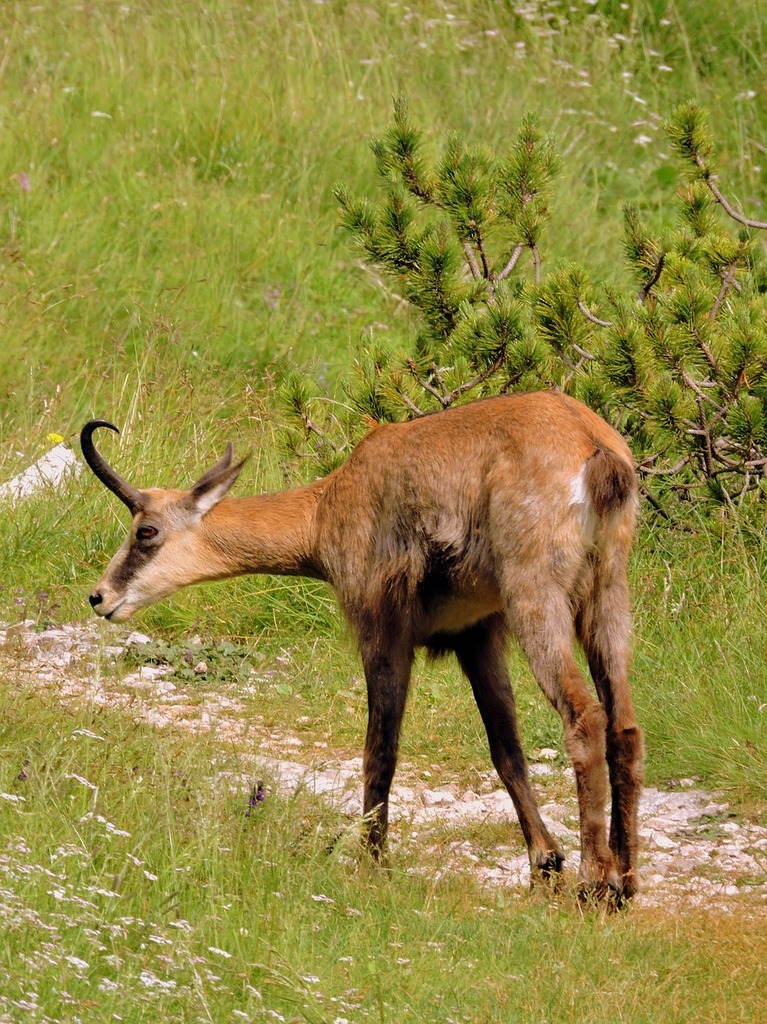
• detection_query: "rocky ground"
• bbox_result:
[3,620,766,912]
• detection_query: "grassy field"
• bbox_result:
[1,1,767,1020]
[1,682,766,1024]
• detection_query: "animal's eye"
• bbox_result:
[136,525,159,542]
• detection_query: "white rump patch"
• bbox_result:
[569,464,598,539]
[568,465,588,507]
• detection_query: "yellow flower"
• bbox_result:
[47,433,65,444]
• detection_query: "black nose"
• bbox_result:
[89,592,103,608]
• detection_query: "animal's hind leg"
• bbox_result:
[508,586,620,897]
[578,568,644,899]
[452,615,564,883]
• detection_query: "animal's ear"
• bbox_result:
[185,443,248,517]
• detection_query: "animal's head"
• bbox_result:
[81,420,245,621]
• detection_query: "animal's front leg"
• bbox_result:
[360,640,414,860]
[452,615,565,884]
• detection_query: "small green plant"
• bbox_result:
[281,99,563,474]
[284,102,767,513]
[119,637,265,685]
[575,102,767,510]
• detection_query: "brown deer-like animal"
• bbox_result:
[81,392,643,900]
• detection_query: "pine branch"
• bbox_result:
[497,243,524,281]
[637,456,691,477]
[694,155,767,230]
[399,392,427,417]
[406,358,450,406]
[471,222,492,279]
[531,244,542,285]
[638,253,665,303]
[405,345,508,409]
[639,485,671,518]
[450,345,508,401]
[572,342,596,361]
[296,409,345,455]
[463,241,481,279]
[577,299,613,328]
[691,323,720,374]
[710,260,740,319]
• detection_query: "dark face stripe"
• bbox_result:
[110,536,162,589]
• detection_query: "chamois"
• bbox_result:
[81,391,643,900]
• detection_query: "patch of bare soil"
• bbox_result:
[3,621,766,912]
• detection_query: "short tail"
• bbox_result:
[584,446,637,517]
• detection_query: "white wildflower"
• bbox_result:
[139,969,176,992]
[72,729,107,741]
[66,773,98,791]
[65,955,90,970]
[104,822,130,837]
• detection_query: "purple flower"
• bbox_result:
[17,173,31,192]
[245,781,265,816]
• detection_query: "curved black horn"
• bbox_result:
[80,420,145,513]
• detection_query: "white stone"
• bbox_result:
[420,789,456,807]
[540,802,568,821]
[126,632,152,646]
[648,831,678,850]
[0,443,81,503]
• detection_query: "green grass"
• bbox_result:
[1,682,766,1024]
[1,0,765,432]
[2,1,767,1019]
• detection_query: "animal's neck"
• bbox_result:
[200,482,328,581]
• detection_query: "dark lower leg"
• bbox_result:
[361,644,412,860]
[607,725,644,895]
[454,619,563,880]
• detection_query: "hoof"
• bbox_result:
[577,880,626,911]
[530,848,566,891]
[616,869,639,904]
[576,857,624,907]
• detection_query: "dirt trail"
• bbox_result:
[3,620,766,911]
